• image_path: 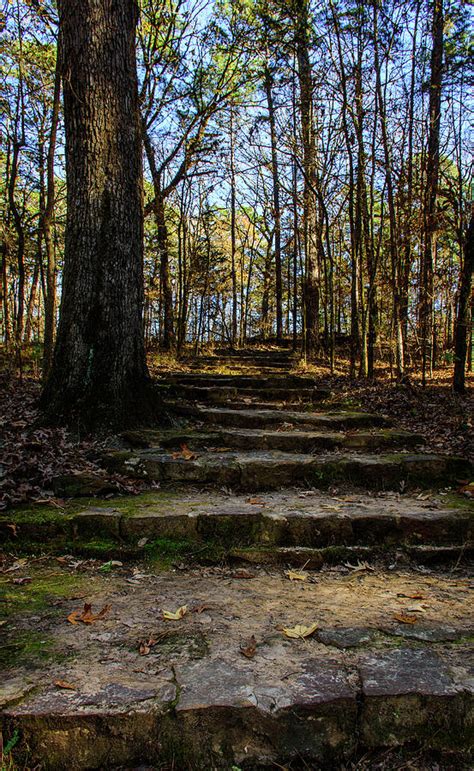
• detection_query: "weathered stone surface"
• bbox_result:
[101,448,472,493]
[122,426,422,454]
[50,473,116,497]
[165,373,323,389]
[2,558,473,768]
[4,683,176,770]
[174,657,358,765]
[172,404,391,430]
[0,678,36,709]
[4,488,471,562]
[72,507,122,538]
[382,624,474,643]
[359,648,474,751]
[317,627,377,649]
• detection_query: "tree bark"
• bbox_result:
[420,0,443,384]
[264,63,283,341]
[42,48,62,377]
[295,0,320,359]
[453,209,473,393]
[41,0,152,428]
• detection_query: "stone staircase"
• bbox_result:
[1,347,473,769]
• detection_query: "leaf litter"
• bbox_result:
[67,603,111,625]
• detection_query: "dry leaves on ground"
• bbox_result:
[54,680,76,690]
[67,603,111,625]
[162,605,188,620]
[171,444,197,461]
[285,570,308,582]
[240,635,257,659]
[282,623,318,639]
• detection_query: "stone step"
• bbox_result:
[168,384,329,404]
[163,374,321,389]
[122,427,423,453]
[171,404,392,430]
[3,491,471,562]
[229,543,473,568]
[2,561,472,769]
[101,449,471,493]
[187,362,293,373]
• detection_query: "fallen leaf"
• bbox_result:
[285,570,308,582]
[162,605,187,620]
[139,637,156,655]
[11,576,32,585]
[6,523,18,537]
[240,635,257,659]
[54,680,76,690]
[393,613,418,625]
[67,603,111,625]
[137,537,148,548]
[171,444,197,461]
[246,497,266,505]
[344,560,375,573]
[282,623,318,639]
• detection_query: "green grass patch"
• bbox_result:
[144,537,226,569]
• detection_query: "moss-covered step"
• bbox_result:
[101,449,471,492]
[170,404,392,430]
[2,563,473,769]
[168,384,329,404]
[190,356,292,369]
[3,491,471,560]
[122,426,422,453]
[162,373,323,389]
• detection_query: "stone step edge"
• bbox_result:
[2,507,471,564]
[100,449,472,492]
[2,647,473,768]
[168,403,393,428]
[121,427,423,452]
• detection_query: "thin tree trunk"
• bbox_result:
[42,49,61,377]
[453,209,473,393]
[420,0,443,385]
[229,106,238,347]
[264,63,283,341]
[143,129,175,350]
[295,0,320,359]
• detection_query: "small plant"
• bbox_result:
[1,728,20,770]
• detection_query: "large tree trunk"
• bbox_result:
[41,0,152,428]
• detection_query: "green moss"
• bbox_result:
[0,572,91,620]
[443,492,474,514]
[152,630,209,659]
[0,630,67,670]
[64,537,125,557]
[144,537,226,569]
